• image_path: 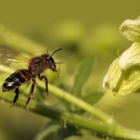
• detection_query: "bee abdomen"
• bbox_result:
[2,69,31,92]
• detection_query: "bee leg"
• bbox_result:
[25,79,36,108]
[10,88,19,107]
[38,74,48,95]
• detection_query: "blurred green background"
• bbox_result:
[0,0,140,140]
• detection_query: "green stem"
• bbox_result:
[0,64,112,123]
[0,92,140,140]
[41,81,113,124]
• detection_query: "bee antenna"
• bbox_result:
[51,48,63,56]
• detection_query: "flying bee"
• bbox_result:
[2,48,62,107]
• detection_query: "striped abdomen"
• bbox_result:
[2,69,31,92]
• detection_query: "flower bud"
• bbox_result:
[120,19,140,42]
[115,69,140,96]
[119,42,140,70]
[103,51,140,96]
[103,18,140,96]
[102,58,122,91]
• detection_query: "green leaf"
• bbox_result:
[35,121,81,140]
[55,123,82,140]
[72,57,94,96]
[82,91,104,105]
[34,121,61,140]
[71,91,104,114]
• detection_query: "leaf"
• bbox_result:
[71,91,104,114]
[34,121,61,140]
[72,57,94,96]
[35,121,82,140]
[82,91,104,105]
[55,123,82,140]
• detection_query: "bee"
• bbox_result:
[2,48,62,107]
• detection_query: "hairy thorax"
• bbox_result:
[28,56,48,76]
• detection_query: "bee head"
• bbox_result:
[45,48,62,72]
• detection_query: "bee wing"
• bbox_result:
[0,45,17,65]
[0,45,30,70]
[10,53,30,69]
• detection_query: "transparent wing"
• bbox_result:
[0,45,30,70]
[0,45,17,65]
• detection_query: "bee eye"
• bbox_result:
[46,56,50,60]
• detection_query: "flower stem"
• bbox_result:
[40,81,113,124]
[0,63,113,124]
[0,92,140,140]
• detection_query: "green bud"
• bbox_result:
[103,18,140,96]
[102,58,122,91]
[119,42,140,70]
[115,69,140,96]
[120,19,140,42]
[103,52,140,96]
